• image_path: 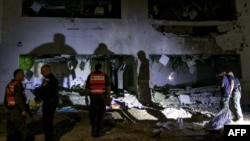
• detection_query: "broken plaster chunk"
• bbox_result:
[154,91,166,102]
[178,95,192,104]
[159,55,169,66]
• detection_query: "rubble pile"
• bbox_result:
[153,85,221,113]
[55,84,222,121]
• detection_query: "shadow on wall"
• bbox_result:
[29,33,77,55]
[91,43,114,90]
[28,33,77,90]
[94,43,114,55]
[137,50,152,105]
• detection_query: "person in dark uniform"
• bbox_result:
[34,64,59,141]
[4,69,27,141]
[216,70,231,109]
[228,71,244,122]
[85,63,111,138]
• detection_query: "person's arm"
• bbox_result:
[14,83,26,116]
[221,82,224,88]
[85,75,90,105]
[34,86,42,102]
[106,86,111,99]
[229,77,234,94]
[237,78,242,92]
[105,74,111,106]
[220,77,224,88]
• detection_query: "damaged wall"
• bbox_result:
[1,0,250,104]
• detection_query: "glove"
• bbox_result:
[85,97,89,106]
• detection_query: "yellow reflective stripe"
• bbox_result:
[90,90,106,92]
[90,75,105,80]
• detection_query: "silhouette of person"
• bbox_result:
[137,50,152,106]
[29,33,77,55]
[93,43,114,56]
[29,33,77,90]
[92,43,115,92]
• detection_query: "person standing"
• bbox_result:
[205,70,233,130]
[4,69,27,141]
[34,64,59,141]
[216,70,231,109]
[228,71,244,122]
[85,63,111,138]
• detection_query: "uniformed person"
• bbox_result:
[34,64,59,141]
[4,69,27,141]
[228,71,244,122]
[85,63,111,138]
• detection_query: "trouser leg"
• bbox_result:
[6,111,26,141]
[220,96,230,109]
[96,97,106,133]
[229,94,237,120]
[233,92,243,120]
[42,104,56,141]
[89,97,98,137]
[89,95,106,137]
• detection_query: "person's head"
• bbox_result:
[94,63,102,71]
[228,71,234,76]
[137,50,146,61]
[41,64,52,77]
[13,69,25,81]
[216,70,226,77]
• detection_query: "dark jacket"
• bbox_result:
[35,73,59,104]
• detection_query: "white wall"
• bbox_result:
[0,0,2,44]
[1,0,250,104]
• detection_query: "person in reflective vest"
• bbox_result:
[85,63,111,138]
[89,72,106,94]
[5,81,19,107]
[4,69,27,141]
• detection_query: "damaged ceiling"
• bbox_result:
[22,0,121,18]
[148,0,239,39]
[148,0,237,21]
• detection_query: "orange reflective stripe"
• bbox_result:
[90,85,106,94]
[90,75,105,81]
[89,73,106,94]
[6,81,18,95]
[5,81,18,107]
[6,96,15,107]
[5,88,13,95]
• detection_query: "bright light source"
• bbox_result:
[168,72,175,81]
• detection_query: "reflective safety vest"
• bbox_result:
[5,81,18,107]
[89,72,106,95]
